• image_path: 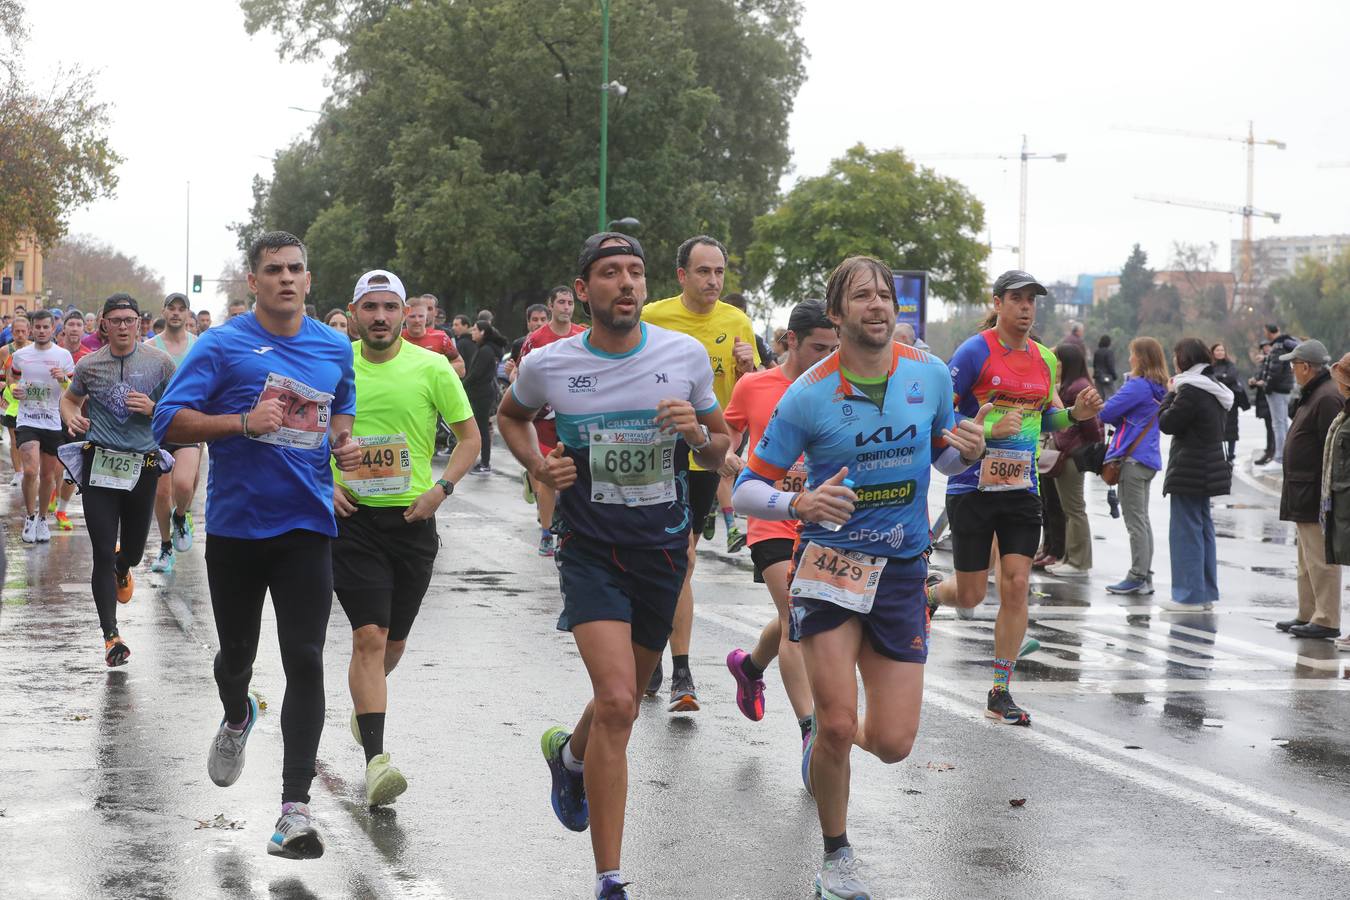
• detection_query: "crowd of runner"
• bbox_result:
[12,225,1111,899]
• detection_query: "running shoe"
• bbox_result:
[801,713,816,796]
[172,511,194,553]
[725,649,765,721]
[645,660,663,698]
[208,693,260,787]
[726,525,746,554]
[1334,635,1350,653]
[702,512,716,541]
[668,669,700,712]
[116,569,134,604]
[8,472,21,487]
[815,846,872,900]
[598,876,632,899]
[104,635,131,667]
[470,463,492,476]
[267,802,325,860]
[986,687,1031,726]
[150,547,174,573]
[1018,637,1041,657]
[540,726,588,832]
[351,710,363,746]
[20,514,36,543]
[522,470,536,504]
[1156,598,1213,612]
[34,516,50,543]
[1106,577,1153,595]
[47,493,57,514]
[54,510,72,531]
[365,753,408,807]
[924,571,944,618]
[538,533,555,557]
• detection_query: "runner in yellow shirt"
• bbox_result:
[640,235,759,710]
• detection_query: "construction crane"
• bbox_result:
[917,135,1066,272]
[1120,121,1284,308]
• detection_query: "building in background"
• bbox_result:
[1235,234,1350,289]
[1,236,45,315]
[1075,269,1234,316]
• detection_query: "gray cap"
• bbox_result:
[992,270,1047,296]
[1279,339,1331,365]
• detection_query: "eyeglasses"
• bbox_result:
[104,316,139,328]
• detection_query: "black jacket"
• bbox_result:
[1280,369,1342,522]
[1159,376,1232,497]
[1092,347,1117,386]
[1209,358,1250,441]
[462,339,502,406]
[1264,334,1299,394]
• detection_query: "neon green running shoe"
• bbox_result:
[365,753,408,807]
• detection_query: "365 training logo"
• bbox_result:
[567,375,599,393]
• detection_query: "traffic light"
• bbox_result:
[192,274,202,293]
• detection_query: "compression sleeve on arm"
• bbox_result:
[1042,407,1072,432]
[732,474,798,521]
[933,445,977,477]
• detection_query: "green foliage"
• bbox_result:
[236,0,806,320]
[747,145,988,308]
[1274,248,1350,356]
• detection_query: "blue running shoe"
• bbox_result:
[541,726,588,831]
[598,876,631,899]
[801,713,817,796]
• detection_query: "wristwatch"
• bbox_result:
[688,424,712,451]
[436,478,455,496]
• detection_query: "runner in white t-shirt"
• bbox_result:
[9,309,75,542]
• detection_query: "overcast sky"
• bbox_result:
[23,0,1350,316]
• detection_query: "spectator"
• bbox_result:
[1046,342,1102,576]
[1158,338,1232,610]
[1209,342,1250,463]
[1251,341,1275,463]
[1101,337,1168,595]
[1257,322,1299,466]
[1064,320,1086,348]
[476,309,495,325]
[1274,339,1342,639]
[323,308,350,338]
[451,313,477,366]
[1093,334,1118,401]
[463,319,505,475]
[1321,353,1350,651]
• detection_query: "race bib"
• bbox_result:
[978,447,1035,492]
[23,383,53,405]
[250,373,333,450]
[89,447,142,491]
[589,428,676,507]
[777,459,808,494]
[345,434,412,497]
[790,542,885,614]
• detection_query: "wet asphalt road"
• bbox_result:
[3,411,1349,899]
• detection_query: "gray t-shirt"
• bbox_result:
[69,343,177,453]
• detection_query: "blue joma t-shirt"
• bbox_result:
[152,312,356,539]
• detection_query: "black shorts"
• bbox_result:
[687,470,721,531]
[160,441,199,455]
[1,414,15,429]
[787,545,930,663]
[333,505,440,642]
[555,532,689,651]
[750,537,795,584]
[945,490,1043,572]
[16,426,63,457]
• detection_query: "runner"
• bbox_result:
[925,270,1102,727]
[498,232,728,900]
[10,310,76,543]
[720,299,837,743]
[640,234,758,710]
[515,285,587,557]
[403,293,465,377]
[52,309,93,530]
[733,256,987,899]
[59,294,176,666]
[153,230,359,861]
[147,292,202,572]
[332,269,480,807]
[1,316,31,487]
[509,304,551,367]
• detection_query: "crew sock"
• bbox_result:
[721,506,735,530]
[672,654,689,674]
[824,832,850,854]
[357,712,386,762]
[992,657,1016,692]
[741,653,766,681]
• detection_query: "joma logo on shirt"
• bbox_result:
[854,424,918,446]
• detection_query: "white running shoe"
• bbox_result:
[1044,562,1089,577]
[267,802,325,860]
[207,693,260,787]
[816,846,872,900]
[34,517,50,542]
[21,514,37,543]
[9,472,22,487]
[1157,598,1214,612]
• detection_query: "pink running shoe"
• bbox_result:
[725,648,766,721]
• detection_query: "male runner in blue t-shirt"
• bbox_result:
[733,256,986,900]
[153,231,360,861]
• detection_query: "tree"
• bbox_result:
[746,145,988,307]
[1101,244,1152,337]
[216,258,252,308]
[1274,248,1350,354]
[0,7,121,260]
[43,234,165,310]
[234,0,806,321]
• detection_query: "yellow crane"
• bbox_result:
[1120,121,1285,309]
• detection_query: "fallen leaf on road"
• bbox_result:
[903,789,922,795]
[69,714,90,722]
[1010,798,1028,807]
[926,762,955,771]
[195,814,245,831]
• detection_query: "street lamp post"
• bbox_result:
[598,0,611,233]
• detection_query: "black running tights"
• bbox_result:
[84,466,161,639]
[206,529,333,805]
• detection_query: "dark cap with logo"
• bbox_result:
[102,293,140,316]
[577,232,645,278]
[992,270,1047,297]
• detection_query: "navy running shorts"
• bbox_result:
[555,532,689,651]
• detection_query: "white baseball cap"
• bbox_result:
[351,269,408,305]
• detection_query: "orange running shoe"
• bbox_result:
[55,510,73,531]
[105,635,131,667]
[116,569,134,604]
